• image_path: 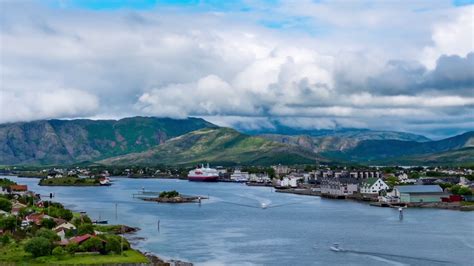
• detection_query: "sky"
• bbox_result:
[0,0,473,139]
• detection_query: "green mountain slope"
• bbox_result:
[383,147,474,166]
[244,123,431,142]
[99,128,322,166]
[0,117,215,165]
[322,131,474,163]
[260,129,432,153]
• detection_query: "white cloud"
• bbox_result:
[0,1,472,138]
[422,5,474,68]
[0,89,99,123]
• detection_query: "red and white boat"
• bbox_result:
[188,164,219,182]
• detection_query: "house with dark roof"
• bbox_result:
[392,185,447,203]
[321,176,359,198]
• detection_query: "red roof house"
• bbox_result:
[10,185,28,192]
[70,234,93,244]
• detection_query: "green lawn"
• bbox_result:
[0,243,149,264]
[33,250,149,264]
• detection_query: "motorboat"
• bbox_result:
[330,243,344,252]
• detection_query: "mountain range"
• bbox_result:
[0,116,472,166]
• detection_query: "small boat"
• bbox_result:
[99,177,112,186]
[93,220,108,224]
[330,243,344,252]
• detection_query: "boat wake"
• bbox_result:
[333,247,452,265]
[220,199,312,209]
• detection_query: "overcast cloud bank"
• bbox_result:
[0,1,472,138]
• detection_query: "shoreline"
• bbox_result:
[274,188,474,211]
[31,187,194,265]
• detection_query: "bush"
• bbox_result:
[52,246,66,256]
[105,237,121,254]
[0,216,17,231]
[77,224,95,235]
[0,235,10,245]
[450,185,473,195]
[35,228,60,242]
[159,190,180,198]
[60,209,73,221]
[72,215,92,227]
[40,218,56,229]
[80,237,103,253]
[65,242,79,254]
[24,237,52,257]
[0,198,12,212]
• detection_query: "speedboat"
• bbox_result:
[330,243,344,252]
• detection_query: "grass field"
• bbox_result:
[0,243,149,264]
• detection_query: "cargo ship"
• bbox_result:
[188,164,219,182]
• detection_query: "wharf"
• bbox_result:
[246,182,273,187]
[275,188,321,196]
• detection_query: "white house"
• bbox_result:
[279,177,298,188]
[360,178,389,194]
[54,222,77,240]
[397,173,416,184]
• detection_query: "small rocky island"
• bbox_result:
[136,190,207,203]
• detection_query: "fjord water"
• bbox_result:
[8,176,474,265]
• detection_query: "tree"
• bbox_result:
[24,237,52,257]
[77,224,95,235]
[35,228,60,242]
[65,242,79,254]
[59,209,73,221]
[449,185,472,195]
[0,198,12,212]
[0,216,17,231]
[105,237,121,254]
[408,172,420,179]
[52,246,66,256]
[72,215,92,227]
[40,218,56,229]
[81,237,103,253]
[385,176,399,188]
[0,235,10,245]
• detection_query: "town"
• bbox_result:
[3,164,474,211]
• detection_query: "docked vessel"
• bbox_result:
[230,169,249,182]
[188,164,219,182]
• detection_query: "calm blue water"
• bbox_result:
[6,176,474,266]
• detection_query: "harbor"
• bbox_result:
[4,175,474,266]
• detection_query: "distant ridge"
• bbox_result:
[0,116,472,166]
[0,117,216,165]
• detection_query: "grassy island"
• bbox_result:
[39,177,101,186]
[140,190,206,203]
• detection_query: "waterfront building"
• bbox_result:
[272,164,289,177]
[230,170,250,182]
[392,185,446,203]
[360,178,389,194]
[248,173,271,183]
[321,177,358,197]
[280,176,299,188]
